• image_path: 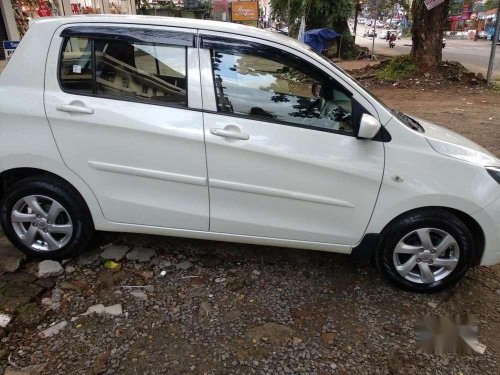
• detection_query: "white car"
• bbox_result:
[364,29,377,38]
[0,16,499,292]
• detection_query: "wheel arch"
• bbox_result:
[353,206,485,266]
[0,167,102,228]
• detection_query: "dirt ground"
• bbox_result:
[371,85,500,157]
[1,87,500,375]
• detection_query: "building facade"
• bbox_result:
[1,0,136,51]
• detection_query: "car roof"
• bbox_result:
[32,15,310,52]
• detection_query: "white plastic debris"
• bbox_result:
[0,313,12,328]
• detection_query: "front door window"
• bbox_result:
[210,44,354,134]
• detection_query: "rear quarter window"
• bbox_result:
[60,37,93,95]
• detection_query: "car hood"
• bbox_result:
[414,117,499,166]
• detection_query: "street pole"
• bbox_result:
[486,6,500,85]
[371,4,376,60]
[353,1,361,43]
[288,0,291,36]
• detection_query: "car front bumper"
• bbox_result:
[472,196,500,266]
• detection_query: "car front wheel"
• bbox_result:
[376,209,475,292]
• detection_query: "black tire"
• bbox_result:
[376,209,475,293]
[0,175,94,259]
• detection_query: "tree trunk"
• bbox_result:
[411,0,451,70]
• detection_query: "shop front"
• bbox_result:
[1,0,136,53]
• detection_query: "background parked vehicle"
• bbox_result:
[364,29,377,38]
[380,29,402,39]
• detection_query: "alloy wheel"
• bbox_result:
[393,228,460,284]
[10,195,73,252]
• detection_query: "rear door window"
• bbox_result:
[58,27,189,108]
[94,40,187,106]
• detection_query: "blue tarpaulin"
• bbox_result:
[303,28,341,53]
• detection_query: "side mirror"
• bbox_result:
[358,114,381,139]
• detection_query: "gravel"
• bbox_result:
[1,231,498,375]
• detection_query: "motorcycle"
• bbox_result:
[389,40,396,48]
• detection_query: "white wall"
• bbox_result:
[0,0,21,40]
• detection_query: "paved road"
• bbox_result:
[354,26,500,80]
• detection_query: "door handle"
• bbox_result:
[56,104,94,115]
[210,128,250,140]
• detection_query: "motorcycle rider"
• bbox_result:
[389,33,397,48]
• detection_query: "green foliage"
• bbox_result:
[376,55,416,81]
[270,0,353,34]
[363,0,412,19]
[401,27,412,38]
[136,0,152,15]
[484,0,499,11]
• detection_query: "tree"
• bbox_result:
[270,0,353,36]
[411,0,451,69]
[270,0,354,54]
[484,0,499,11]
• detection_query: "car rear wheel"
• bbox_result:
[0,176,94,259]
[376,209,475,292]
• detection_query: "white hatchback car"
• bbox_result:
[0,16,499,292]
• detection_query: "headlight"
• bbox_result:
[487,167,500,184]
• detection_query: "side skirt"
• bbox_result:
[96,221,354,254]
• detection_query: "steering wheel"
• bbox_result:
[324,106,351,122]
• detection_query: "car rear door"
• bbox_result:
[199,34,385,246]
[44,24,209,230]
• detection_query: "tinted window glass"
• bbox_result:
[60,37,93,94]
[94,40,187,106]
[212,48,353,133]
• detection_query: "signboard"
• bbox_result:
[2,41,20,62]
[232,1,258,21]
[424,0,445,10]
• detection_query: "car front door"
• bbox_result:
[44,25,209,230]
[200,35,385,246]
